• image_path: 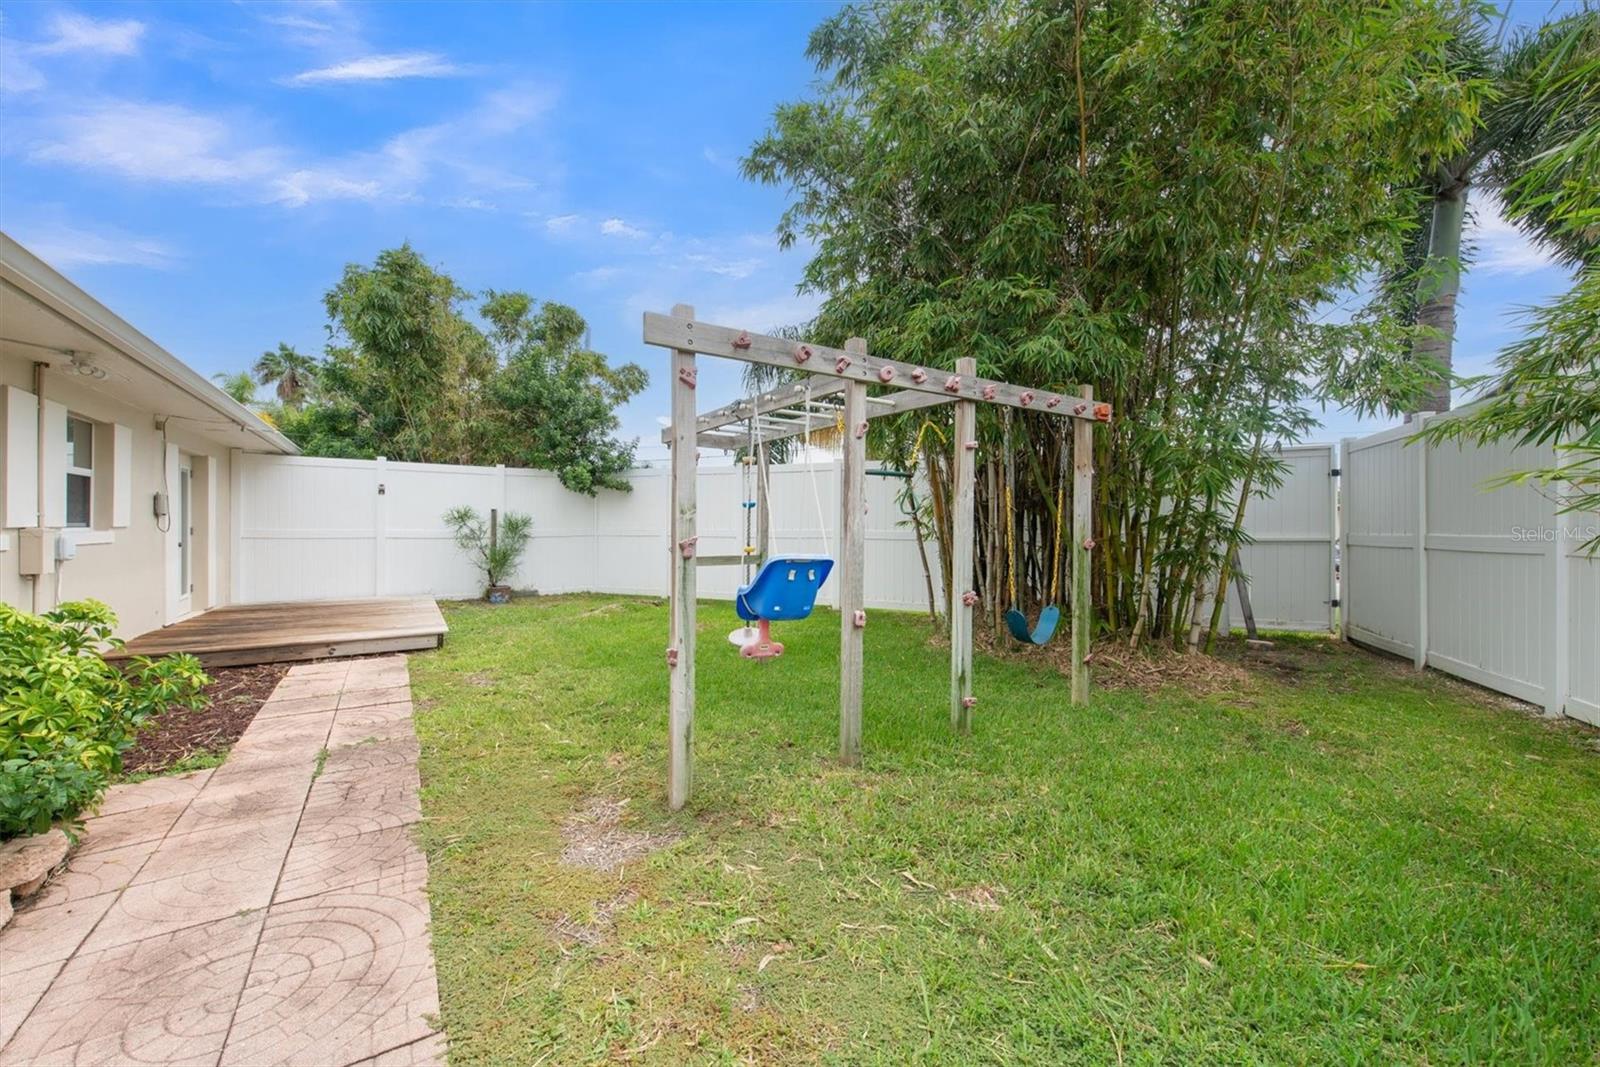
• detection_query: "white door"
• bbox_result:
[176,462,193,617]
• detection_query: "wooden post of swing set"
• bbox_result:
[1071,384,1094,706]
[667,303,697,811]
[839,339,868,765]
[950,356,977,732]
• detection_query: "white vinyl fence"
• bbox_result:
[231,454,942,614]
[1341,419,1599,725]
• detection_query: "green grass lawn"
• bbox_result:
[410,595,1600,1065]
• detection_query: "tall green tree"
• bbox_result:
[479,291,648,493]
[211,371,257,406]
[252,342,318,409]
[274,245,647,491]
[1422,10,1600,542]
[1396,8,1597,413]
[746,0,1475,643]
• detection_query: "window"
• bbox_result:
[66,415,93,528]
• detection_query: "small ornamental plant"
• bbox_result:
[0,600,210,840]
[444,506,533,602]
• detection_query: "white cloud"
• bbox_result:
[289,51,459,85]
[684,253,763,280]
[20,81,555,209]
[704,293,823,334]
[15,223,177,270]
[35,12,145,56]
[30,101,282,184]
[1468,196,1560,277]
[574,265,621,284]
[270,169,384,207]
[601,217,647,239]
[545,213,581,234]
[0,38,45,93]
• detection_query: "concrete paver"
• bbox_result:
[0,656,443,1067]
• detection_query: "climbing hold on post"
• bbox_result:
[678,367,697,389]
[878,366,895,383]
[1095,402,1112,422]
[1082,537,1095,550]
[678,536,699,559]
[962,696,977,709]
[1046,396,1061,409]
[982,384,996,401]
[961,590,979,607]
[911,368,928,384]
[794,344,812,365]
[855,421,868,439]
[944,376,962,393]
[853,609,867,629]
[1073,402,1088,416]
[665,647,679,668]
[1020,391,1034,406]
[732,330,752,349]
[835,356,852,374]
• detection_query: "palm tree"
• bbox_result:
[1406,10,1595,413]
[212,371,257,406]
[253,343,318,409]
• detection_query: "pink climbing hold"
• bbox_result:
[678,367,697,389]
[1020,391,1034,406]
[678,535,699,558]
[835,356,852,374]
[1046,395,1061,409]
[982,384,996,401]
[878,366,895,383]
[853,609,867,629]
[961,590,979,607]
[794,344,813,364]
[856,421,868,438]
[911,368,928,384]
[944,376,962,393]
[732,330,753,349]
[962,696,977,709]
[665,647,679,668]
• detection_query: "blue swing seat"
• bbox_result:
[1005,605,1061,645]
[736,555,834,622]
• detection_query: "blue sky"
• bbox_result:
[0,1,1579,463]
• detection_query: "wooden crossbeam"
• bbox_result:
[644,312,1112,423]
[665,378,848,443]
[693,387,958,451]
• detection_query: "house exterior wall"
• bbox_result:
[0,351,236,639]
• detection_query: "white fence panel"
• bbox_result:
[1342,425,1421,659]
[1227,443,1336,632]
[235,455,942,614]
[1341,415,1596,724]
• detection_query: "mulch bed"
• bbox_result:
[121,662,289,776]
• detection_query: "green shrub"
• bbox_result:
[0,600,210,840]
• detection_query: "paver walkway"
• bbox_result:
[0,656,445,1066]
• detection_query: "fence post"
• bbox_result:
[374,455,388,597]
[1413,416,1428,670]
[1339,438,1352,641]
[1550,431,1570,718]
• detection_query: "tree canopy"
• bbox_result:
[746,0,1479,642]
[258,245,647,494]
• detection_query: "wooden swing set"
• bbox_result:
[647,305,1111,810]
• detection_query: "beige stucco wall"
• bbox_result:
[0,352,236,639]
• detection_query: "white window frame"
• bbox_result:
[65,414,94,529]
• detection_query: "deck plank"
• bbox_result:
[110,598,447,668]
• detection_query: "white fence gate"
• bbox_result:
[1226,443,1338,632]
[1341,419,1599,725]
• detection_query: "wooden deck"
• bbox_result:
[111,597,448,668]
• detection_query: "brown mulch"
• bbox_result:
[966,624,1255,696]
[121,662,289,776]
